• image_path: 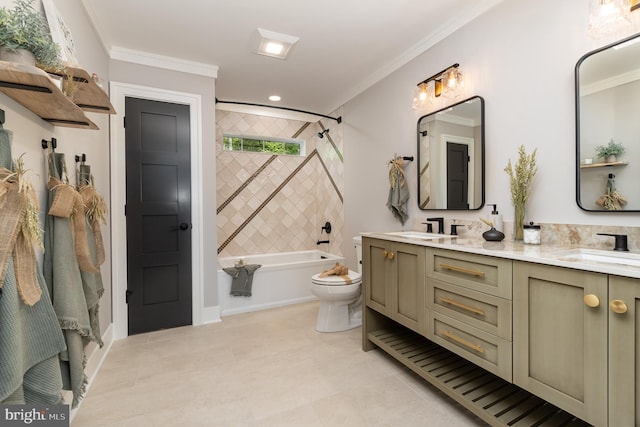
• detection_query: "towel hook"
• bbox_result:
[41,137,57,151]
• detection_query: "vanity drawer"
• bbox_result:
[426,248,512,299]
[428,312,512,382]
[428,279,512,340]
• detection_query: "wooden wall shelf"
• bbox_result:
[0,60,115,130]
[580,161,628,169]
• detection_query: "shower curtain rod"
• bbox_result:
[215,98,342,123]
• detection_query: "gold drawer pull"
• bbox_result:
[610,299,628,314]
[439,263,486,277]
[441,330,485,354]
[583,294,600,308]
[439,297,485,316]
[387,252,395,260]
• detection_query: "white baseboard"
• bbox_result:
[202,305,221,324]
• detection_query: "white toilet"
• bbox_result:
[310,236,363,332]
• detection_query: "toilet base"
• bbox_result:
[315,300,362,333]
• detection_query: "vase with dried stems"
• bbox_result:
[504,145,538,241]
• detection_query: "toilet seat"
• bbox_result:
[312,270,361,286]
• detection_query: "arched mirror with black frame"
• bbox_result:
[417,96,485,210]
[576,32,640,212]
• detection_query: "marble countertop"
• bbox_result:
[362,232,640,279]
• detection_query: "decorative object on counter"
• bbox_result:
[523,221,541,245]
[480,218,505,242]
[595,139,624,163]
[488,204,503,233]
[387,154,410,225]
[596,173,627,210]
[0,0,61,70]
[504,145,537,241]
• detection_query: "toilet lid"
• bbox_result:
[312,270,361,286]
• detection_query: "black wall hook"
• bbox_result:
[41,137,57,151]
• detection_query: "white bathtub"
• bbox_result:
[217,250,344,316]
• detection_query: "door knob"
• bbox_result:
[610,299,628,314]
[583,294,600,308]
[179,222,190,231]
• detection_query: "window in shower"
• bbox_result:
[223,134,305,156]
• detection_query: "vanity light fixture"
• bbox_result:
[254,28,299,59]
[412,63,462,111]
[588,0,631,39]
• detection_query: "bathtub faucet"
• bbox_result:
[317,240,330,245]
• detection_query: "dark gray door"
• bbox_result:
[446,142,469,209]
[125,97,192,335]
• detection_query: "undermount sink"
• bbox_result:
[555,249,640,268]
[383,231,451,240]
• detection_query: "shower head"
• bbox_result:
[317,129,330,139]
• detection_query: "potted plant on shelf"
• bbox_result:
[0,0,61,70]
[595,139,625,163]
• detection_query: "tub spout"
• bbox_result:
[317,240,330,245]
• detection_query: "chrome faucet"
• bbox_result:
[597,233,629,252]
[426,217,445,234]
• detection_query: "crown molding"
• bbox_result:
[110,47,218,78]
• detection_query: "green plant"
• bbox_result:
[595,139,625,159]
[0,0,61,70]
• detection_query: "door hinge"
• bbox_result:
[467,156,471,162]
[123,116,126,128]
[124,204,127,216]
[126,290,133,304]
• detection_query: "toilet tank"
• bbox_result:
[353,235,363,274]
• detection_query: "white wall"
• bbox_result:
[343,0,640,268]
[0,0,112,331]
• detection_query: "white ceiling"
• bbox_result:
[81,0,503,115]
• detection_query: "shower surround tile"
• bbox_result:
[216,109,344,257]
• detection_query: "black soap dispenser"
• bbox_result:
[488,204,503,233]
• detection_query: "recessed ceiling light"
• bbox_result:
[254,28,299,60]
[269,95,281,102]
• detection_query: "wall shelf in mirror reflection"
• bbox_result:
[417,96,484,210]
[575,32,640,211]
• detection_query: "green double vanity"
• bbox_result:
[362,232,640,427]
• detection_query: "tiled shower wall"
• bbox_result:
[216,109,344,258]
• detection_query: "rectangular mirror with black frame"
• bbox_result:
[417,96,485,210]
[576,33,640,211]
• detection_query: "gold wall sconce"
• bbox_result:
[412,64,462,111]
[588,0,633,38]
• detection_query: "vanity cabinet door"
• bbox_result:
[390,243,425,334]
[608,275,640,427]
[513,261,607,427]
[363,238,392,316]
[362,238,425,334]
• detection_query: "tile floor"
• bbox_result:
[72,302,487,426]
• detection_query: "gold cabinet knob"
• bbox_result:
[383,250,388,259]
[584,294,600,308]
[610,300,628,314]
[388,252,395,260]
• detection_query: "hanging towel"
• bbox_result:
[0,132,66,405]
[43,152,100,408]
[386,157,410,225]
[223,264,261,297]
